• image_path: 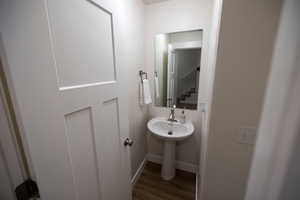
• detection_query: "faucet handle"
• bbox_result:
[173,104,176,109]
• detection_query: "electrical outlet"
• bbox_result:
[238,127,257,145]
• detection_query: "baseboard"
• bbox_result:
[195,173,200,200]
[146,153,198,174]
[131,158,147,186]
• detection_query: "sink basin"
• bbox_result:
[147,117,194,141]
[147,117,194,180]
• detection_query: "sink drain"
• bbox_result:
[168,131,173,135]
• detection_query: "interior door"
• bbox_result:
[167,46,175,107]
[0,0,132,199]
[173,51,179,103]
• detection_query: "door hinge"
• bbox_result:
[15,179,40,200]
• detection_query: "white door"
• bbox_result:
[167,45,175,107]
[0,0,132,199]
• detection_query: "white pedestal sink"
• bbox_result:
[147,117,194,180]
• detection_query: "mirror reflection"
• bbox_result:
[154,30,202,110]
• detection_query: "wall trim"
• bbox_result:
[131,158,147,186]
[147,153,198,174]
[196,173,200,200]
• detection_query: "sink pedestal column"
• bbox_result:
[161,141,176,180]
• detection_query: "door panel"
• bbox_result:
[96,98,124,200]
[46,0,116,88]
[64,108,101,200]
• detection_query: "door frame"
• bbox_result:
[0,32,36,180]
[0,43,28,199]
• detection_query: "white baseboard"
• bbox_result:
[196,173,200,200]
[131,158,147,186]
[146,153,198,174]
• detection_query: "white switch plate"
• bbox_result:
[238,127,257,145]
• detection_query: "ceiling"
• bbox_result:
[143,0,170,5]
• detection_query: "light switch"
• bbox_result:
[238,127,257,145]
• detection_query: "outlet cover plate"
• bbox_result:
[238,126,257,145]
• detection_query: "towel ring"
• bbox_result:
[139,70,148,83]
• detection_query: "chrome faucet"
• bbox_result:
[168,105,177,122]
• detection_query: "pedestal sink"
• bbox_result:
[147,117,194,180]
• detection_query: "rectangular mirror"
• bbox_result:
[154,30,202,110]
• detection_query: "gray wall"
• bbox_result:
[125,0,148,177]
[202,0,282,199]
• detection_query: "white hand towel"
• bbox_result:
[155,76,160,98]
[139,82,144,106]
[142,79,152,105]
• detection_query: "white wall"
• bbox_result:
[201,0,283,199]
[145,0,214,167]
[116,0,148,177]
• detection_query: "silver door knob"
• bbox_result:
[124,138,134,146]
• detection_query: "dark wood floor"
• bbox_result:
[133,162,196,200]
